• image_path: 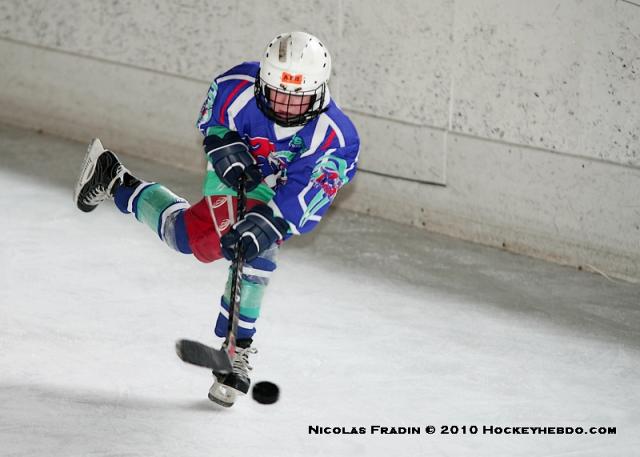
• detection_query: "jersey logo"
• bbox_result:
[311,155,349,199]
[299,155,350,227]
[289,134,308,155]
[248,137,297,188]
[196,83,217,130]
[249,136,276,159]
[280,72,303,85]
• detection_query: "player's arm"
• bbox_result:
[196,80,261,191]
[269,142,359,237]
[220,143,358,261]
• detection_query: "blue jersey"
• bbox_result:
[196,61,360,236]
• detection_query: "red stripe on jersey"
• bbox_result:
[219,80,252,125]
[320,129,337,151]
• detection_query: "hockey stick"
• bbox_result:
[222,176,247,361]
[175,179,247,375]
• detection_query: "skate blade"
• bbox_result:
[208,392,235,408]
[73,138,104,210]
[208,384,243,408]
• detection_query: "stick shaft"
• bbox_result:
[225,179,247,359]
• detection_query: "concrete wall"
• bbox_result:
[0,0,638,281]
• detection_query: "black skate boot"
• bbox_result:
[74,138,127,212]
[208,339,257,407]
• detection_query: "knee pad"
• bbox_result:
[135,184,190,238]
[162,209,192,254]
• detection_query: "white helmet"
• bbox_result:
[255,31,332,126]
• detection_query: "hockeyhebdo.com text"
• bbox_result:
[308,424,617,436]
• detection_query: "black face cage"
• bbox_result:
[254,77,327,127]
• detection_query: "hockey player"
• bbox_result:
[74,31,360,407]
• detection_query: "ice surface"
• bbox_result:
[1,124,639,456]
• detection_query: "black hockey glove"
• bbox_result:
[220,204,289,262]
[204,132,262,192]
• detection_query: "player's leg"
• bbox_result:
[112,176,192,254]
[215,242,278,341]
[208,242,278,406]
[74,138,194,256]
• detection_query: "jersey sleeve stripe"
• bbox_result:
[219,80,252,125]
[319,129,337,152]
[216,74,256,83]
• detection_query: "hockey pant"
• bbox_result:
[113,180,277,340]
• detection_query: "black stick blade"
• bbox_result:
[175,339,233,374]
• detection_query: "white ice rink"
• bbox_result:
[1,124,639,456]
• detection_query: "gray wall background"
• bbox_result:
[0,0,639,281]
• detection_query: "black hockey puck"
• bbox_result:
[252,381,279,404]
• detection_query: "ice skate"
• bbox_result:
[208,340,257,407]
[74,138,126,212]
